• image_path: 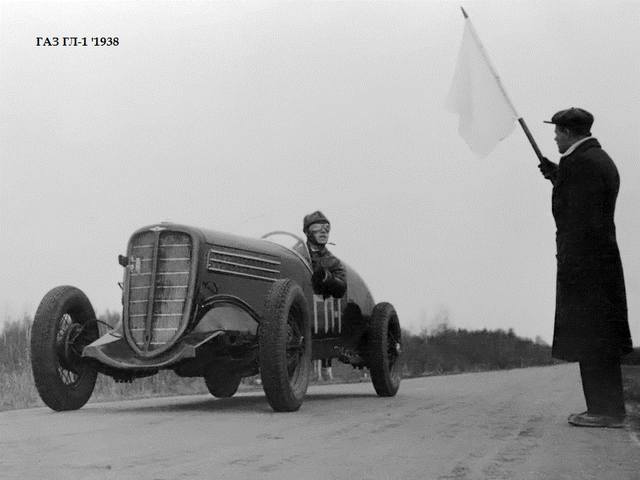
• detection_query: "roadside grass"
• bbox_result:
[0,370,41,411]
[0,369,213,411]
[0,366,362,412]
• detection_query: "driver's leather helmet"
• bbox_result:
[303,210,330,235]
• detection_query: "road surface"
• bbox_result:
[2,364,639,480]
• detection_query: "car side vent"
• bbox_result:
[207,247,280,282]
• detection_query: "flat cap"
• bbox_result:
[544,107,594,131]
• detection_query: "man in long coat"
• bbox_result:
[539,108,633,428]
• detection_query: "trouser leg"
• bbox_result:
[579,357,626,417]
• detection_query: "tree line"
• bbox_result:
[399,325,555,377]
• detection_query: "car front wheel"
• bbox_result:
[259,279,311,412]
[30,286,99,411]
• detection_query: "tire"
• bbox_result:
[259,279,311,412]
[368,302,402,397]
[204,372,242,398]
[30,286,99,411]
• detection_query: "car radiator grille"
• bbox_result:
[125,230,192,354]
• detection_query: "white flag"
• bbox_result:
[446,21,517,157]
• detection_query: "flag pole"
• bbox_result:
[460,7,544,161]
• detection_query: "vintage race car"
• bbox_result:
[30,222,402,412]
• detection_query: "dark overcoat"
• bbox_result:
[551,138,632,361]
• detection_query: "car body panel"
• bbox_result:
[83,222,376,376]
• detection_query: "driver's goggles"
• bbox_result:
[308,223,330,234]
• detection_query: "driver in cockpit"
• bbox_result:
[303,211,346,299]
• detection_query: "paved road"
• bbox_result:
[2,364,639,480]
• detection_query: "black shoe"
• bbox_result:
[567,411,626,428]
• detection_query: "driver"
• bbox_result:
[303,211,346,299]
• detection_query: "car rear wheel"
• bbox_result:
[368,302,402,397]
[259,279,311,412]
[30,286,99,411]
[204,371,242,398]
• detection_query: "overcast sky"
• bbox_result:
[1,0,639,345]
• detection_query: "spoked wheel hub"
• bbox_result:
[286,311,305,375]
[56,318,85,375]
[386,327,402,373]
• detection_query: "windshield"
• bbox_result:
[261,231,311,268]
